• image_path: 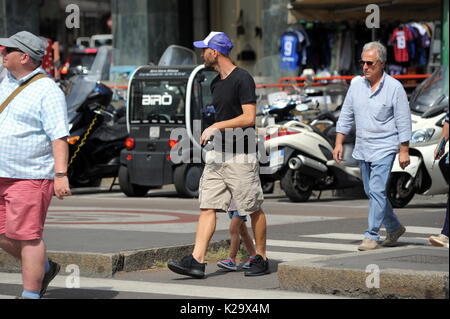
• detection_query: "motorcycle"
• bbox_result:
[388,66,449,207]
[262,98,362,202]
[65,46,128,187]
[257,91,311,193]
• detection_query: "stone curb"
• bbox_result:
[278,247,449,299]
[0,240,230,278]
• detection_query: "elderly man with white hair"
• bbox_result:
[333,41,412,251]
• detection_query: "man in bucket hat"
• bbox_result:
[168,32,270,279]
[0,31,71,299]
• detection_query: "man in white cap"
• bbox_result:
[168,31,270,278]
[0,31,71,299]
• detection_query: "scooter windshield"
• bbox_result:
[410,66,449,115]
[158,45,197,66]
[66,46,111,122]
[129,79,187,124]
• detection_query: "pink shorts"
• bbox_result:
[0,178,54,240]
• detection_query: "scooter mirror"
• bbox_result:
[296,104,309,112]
[74,65,84,75]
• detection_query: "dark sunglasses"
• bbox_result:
[359,60,378,67]
[5,47,23,54]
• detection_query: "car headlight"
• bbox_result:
[411,128,435,145]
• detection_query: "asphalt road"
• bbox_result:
[0,183,447,302]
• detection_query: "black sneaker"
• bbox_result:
[244,255,270,277]
[39,259,61,298]
[167,255,206,279]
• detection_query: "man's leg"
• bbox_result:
[441,197,449,237]
[367,154,401,240]
[0,234,21,259]
[21,239,46,292]
[249,209,267,259]
[244,209,270,276]
[359,160,380,240]
[192,209,217,263]
[168,209,213,278]
[0,191,21,259]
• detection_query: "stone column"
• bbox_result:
[111,0,180,66]
[262,0,290,58]
[0,0,40,37]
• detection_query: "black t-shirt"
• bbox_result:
[210,67,257,154]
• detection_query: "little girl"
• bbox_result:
[217,199,257,271]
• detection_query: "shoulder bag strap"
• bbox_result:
[0,73,47,115]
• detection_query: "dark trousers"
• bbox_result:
[439,154,449,236]
[442,198,449,236]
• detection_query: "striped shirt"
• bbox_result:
[0,67,69,179]
[336,72,412,162]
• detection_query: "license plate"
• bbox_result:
[270,149,285,167]
[149,126,160,139]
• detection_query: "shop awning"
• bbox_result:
[288,0,442,23]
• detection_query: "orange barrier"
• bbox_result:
[255,74,430,89]
[106,75,430,90]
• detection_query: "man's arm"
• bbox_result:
[333,133,347,163]
[435,116,449,159]
[200,104,256,145]
[398,142,410,169]
[333,84,355,163]
[214,103,256,129]
[52,137,71,199]
[393,86,412,169]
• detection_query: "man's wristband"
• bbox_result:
[55,172,67,178]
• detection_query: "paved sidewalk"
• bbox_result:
[278,246,449,299]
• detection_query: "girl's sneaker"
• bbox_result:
[242,255,256,269]
[217,257,237,271]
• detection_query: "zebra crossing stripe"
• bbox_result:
[302,233,429,245]
[266,239,356,251]
[266,251,321,262]
[399,226,442,235]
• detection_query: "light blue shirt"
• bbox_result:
[336,73,412,162]
[0,67,69,179]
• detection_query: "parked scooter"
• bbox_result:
[263,101,362,202]
[65,47,127,187]
[257,91,310,126]
[388,67,449,207]
[257,91,311,193]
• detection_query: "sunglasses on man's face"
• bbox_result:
[5,47,23,54]
[359,60,378,67]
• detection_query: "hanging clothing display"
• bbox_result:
[387,22,434,72]
[276,21,435,77]
[280,30,306,71]
[391,26,414,63]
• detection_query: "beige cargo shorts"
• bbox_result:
[199,151,264,216]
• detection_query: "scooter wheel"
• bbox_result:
[387,172,415,208]
[281,168,313,202]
